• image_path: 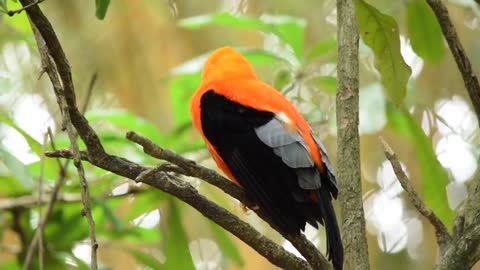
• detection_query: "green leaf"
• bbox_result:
[406,0,445,63]
[273,69,292,91]
[0,258,21,270]
[312,76,337,95]
[0,148,34,191]
[43,203,89,251]
[95,0,111,20]
[354,0,411,106]
[178,13,305,60]
[86,109,162,142]
[208,220,244,266]
[128,249,164,269]
[2,1,32,34]
[172,48,286,76]
[169,73,201,126]
[0,0,7,12]
[0,113,42,155]
[307,37,337,60]
[127,189,167,221]
[123,227,162,245]
[386,104,454,228]
[164,201,195,270]
[0,176,30,196]
[93,197,124,232]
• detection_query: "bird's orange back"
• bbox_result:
[190,47,324,170]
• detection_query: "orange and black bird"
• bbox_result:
[190,47,343,270]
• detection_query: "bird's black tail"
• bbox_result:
[317,188,344,270]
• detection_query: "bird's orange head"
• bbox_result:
[200,47,257,86]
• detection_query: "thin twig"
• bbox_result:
[37,132,47,270]
[426,0,480,122]
[0,189,145,211]
[23,129,69,270]
[63,101,98,270]
[81,72,97,114]
[20,2,99,267]
[380,137,452,253]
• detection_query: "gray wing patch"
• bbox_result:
[255,118,313,168]
[255,118,327,191]
[273,142,313,168]
[254,118,302,147]
[255,118,320,191]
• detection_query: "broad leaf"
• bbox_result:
[163,201,195,270]
[0,148,34,191]
[0,0,7,12]
[169,73,201,126]
[312,76,337,95]
[95,0,111,20]
[86,109,162,142]
[2,1,32,34]
[171,48,286,76]
[178,13,305,60]
[0,113,42,155]
[207,220,244,266]
[128,248,164,269]
[406,0,445,63]
[386,104,453,228]
[307,37,337,60]
[354,0,411,106]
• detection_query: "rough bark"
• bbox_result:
[336,0,370,269]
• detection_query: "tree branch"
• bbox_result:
[21,4,98,268]
[380,137,452,253]
[435,222,480,270]
[46,133,331,270]
[426,0,480,122]
[18,1,327,268]
[336,0,370,269]
[0,189,145,211]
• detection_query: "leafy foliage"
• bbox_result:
[354,0,412,106]
[406,0,445,63]
[179,13,306,61]
[95,0,111,20]
[386,104,454,227]
[0,1,473,269]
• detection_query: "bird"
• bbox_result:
[190,47,343,270]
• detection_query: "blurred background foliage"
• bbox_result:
[0,0,479,269]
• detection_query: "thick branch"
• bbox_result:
[126,131,330,270]
[20,0,330,268]
[336,0,370,270]
[380,138,452,253]
[464,168,480,230]
[47,134,331,270]
[143,172,311,270]
[426,0,480,122]
[435,222,480,270]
